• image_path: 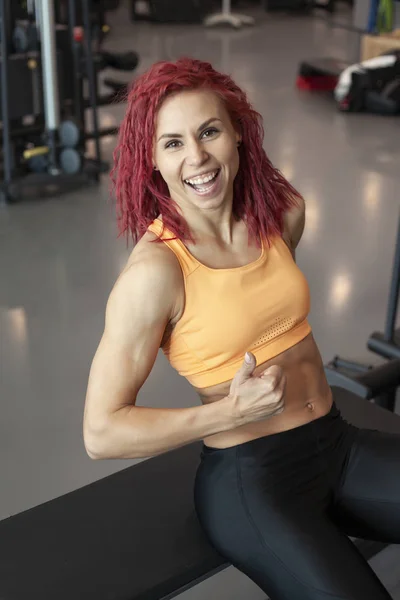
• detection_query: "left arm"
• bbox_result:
[282,197,306,261]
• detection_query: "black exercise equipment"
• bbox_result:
[1,387,400,600]
[7,0,38,52]
[59,146,82,174]
[59,118,81,148]
[326,214,400,413]
[0,0,139,203]
[368,214,400,360]
[56,0,118,50]
[0,0,13,201]
[325,358,398,413]
[12,22,39,52]
[0,53,45,120]
[325,357,400,411]
[97,49,139,71]
[23,145,51,173]
[0,0,111,203]
[103,76,128,94]
[22,134,83,176]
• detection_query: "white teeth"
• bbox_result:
[185,170,218,186]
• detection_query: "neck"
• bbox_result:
[177,202,239,246]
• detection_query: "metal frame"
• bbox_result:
[81,0,102,167]
[382,214,400,341]
[326,212,400,412]
[384,215,400,342]
[325,358,400,412]
[368,214,400,359]
[36,0,61,173]
[0,0,12,204]
[67,0,84,135]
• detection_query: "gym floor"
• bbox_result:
[1,1,400,598]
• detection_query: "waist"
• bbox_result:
[203,387,334,449]
[201,397,341,458]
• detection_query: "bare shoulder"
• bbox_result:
[124,228,184,288]
[115,228,185,324]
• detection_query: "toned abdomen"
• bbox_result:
[198,333,333,449]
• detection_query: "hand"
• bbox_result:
[228,352,286,426]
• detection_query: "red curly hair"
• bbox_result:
[111,57,302,247]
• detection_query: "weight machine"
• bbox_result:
[325,212,400,413]
[0,0,138,204]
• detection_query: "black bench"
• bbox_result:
[1,386,400,600]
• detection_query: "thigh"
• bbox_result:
[195,455,391,600]
[333,428,400,543]
[238,503,392,600]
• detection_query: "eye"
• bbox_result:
[201,127,218,139]
[165,139,181,150]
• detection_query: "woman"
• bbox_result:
[84,58,400,599]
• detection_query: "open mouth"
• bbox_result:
[184,169,221,196]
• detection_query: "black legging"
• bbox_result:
[194,396,400,600]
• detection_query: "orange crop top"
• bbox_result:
[147,218,311,388]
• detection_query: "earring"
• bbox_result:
[153,166,158,171]
[237,141,242,147]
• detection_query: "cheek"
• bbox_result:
[158,155,183,184]
[217,139,239,163]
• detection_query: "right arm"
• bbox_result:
[83,248,237,460]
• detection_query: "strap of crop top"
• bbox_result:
[147,218,199,278]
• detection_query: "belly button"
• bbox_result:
[306,402,315,411]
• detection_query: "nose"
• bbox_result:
[185,139,209,167]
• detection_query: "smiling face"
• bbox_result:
[153,89,241,215]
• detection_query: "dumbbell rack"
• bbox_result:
[0,0,107,205]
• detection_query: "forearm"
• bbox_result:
[86,397,236,459]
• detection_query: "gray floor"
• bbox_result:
[1,1,400,598]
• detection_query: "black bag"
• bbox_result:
[342,57,400,115]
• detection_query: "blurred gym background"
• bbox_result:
[1,0,400,598]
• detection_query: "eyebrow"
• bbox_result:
[157,118,222,142]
